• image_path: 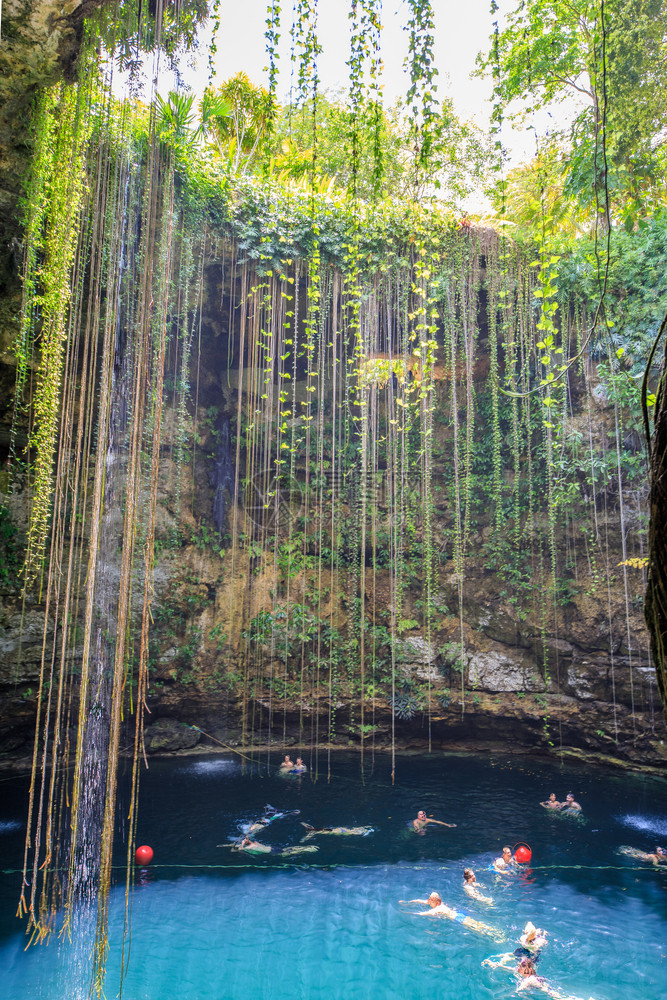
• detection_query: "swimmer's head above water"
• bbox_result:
[427,892,442,907]
[463,869,476,884]
[517,957,537,978]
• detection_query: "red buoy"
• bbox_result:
[135,844,154,866]
[514,843,532,864]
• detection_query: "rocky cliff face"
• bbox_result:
[0,3,664,773]
[3,355,660,770]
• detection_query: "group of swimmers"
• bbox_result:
[225,778,661,996]
[401,833,594,999]
[539,793,666,867]
[278,755,307,774]
[225,801,374,855]
[540,792,582,814]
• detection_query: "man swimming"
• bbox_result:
[279,755,294,771]
[300,822,373,841]
[493,846,516,872]
[540,793,562,810]
[412,809,456,831]
[401,892,503,941]
[560,793,582,813]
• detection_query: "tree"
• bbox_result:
[478,0,667,227]
[273,91,489,205]
[490,140,594,237]
[202,73,276,176]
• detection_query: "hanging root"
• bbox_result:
[644,311,667,720]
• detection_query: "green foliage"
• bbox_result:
[243,602,341,667]
[479,0,667,225]
[203,73,276,175]
[93,0,208,73]
[391,691,419,721]
[18,83,92,587]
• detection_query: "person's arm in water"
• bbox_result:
[481,953,515,970]
[424,818,457,828]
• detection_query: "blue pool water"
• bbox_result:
[0,751,666,999]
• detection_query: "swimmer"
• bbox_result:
[234,836,272,854]
[401,892,504,941]
[279,755,294,771]
[463,868,493,905]
[560,793,582,813]
[413,809,457,832]
[493,846,517,872]
[300,822,374,841]
[520,921,548,953]
[540,793,562,810]
[483,953,595,1000]
[484,921,547,971]
[516,957,545,992]
[292,757,307,773]
[233,836,317,857]
[621,844,667,865]
[245,806,300,835]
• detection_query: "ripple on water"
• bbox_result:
[617,813,667,838]
[0,820,22,833]
[176,758,241,777]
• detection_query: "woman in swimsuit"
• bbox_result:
[520,921,548,953]
[516,957,545,991]
[463,868,493,905]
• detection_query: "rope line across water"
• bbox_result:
[4,862,662,876]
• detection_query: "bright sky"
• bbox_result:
[172,0,570,170]
[139,0,584,214]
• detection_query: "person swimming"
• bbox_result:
[483,919,548,973]
[462,868,493,905]
[493,846,517,873]
[519,921,548,953]
[244,805,300,835]
[401,892,504,941]
[515,956,550,992]
[560,793,582,813]
[233,836,318,857]
[620,844,667,865]
[483,953,594,1000]
[300,822,374,841]
[291,757,307,773]
[412,809,457,831]
[540,793,562,810]
[279,755,294,771]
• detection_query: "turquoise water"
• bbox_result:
[0,751,666,999]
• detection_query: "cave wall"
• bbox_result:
[0,4,664,772]
[4,245,662,771]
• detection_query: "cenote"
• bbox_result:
[1,752,667,999]
[2,1,667,998]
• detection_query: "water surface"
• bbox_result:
[0,751,665,999]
